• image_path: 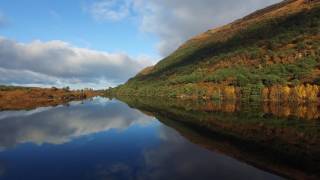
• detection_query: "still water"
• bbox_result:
[0,97,318,180]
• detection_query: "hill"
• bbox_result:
[109,0,320,102]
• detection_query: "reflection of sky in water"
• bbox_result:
[0,97,282,180]
[0,97,155,148]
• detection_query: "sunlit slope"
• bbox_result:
[111,0,320,101]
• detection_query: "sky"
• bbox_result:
[0,0,280,89]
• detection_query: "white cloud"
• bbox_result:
[0,37,152,88]
[134,0,281,56]
[86,0,281,56]
[87,0,132,21]
[0,1,283,87]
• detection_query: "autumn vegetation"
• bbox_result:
[0,85,101,110]
[107,0,320,103]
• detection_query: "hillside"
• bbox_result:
[109,0,320,102]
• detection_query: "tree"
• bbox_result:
[223,86,237,100]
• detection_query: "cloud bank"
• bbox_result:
[0,37,150,88]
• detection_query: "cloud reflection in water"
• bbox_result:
[0,97,155,149]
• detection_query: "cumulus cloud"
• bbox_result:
[0,37,151,88]
[87,0,281,56]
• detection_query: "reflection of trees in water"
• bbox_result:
[166,100,320,120]
[118,96,320,180]
[119,96,320,151]
[262,102,320,120]
[155,117,318,180]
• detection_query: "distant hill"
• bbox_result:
[109,0,320,102]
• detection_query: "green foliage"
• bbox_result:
[205,68,237,83]
[204,57,318,86]
[109,5,320,100]
[211,90,221,100]
[296,42,307,50]
[145,5,320,77]
[313,78,320,85]
[170,72,204,84]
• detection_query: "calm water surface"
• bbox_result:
[0,97,317,180]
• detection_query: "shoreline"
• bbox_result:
[0,86,103,111]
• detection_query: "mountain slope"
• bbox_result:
[109,0,320,102]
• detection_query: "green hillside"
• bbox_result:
[108,0,320,102]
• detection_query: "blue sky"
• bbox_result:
[0,0,280,89]
[0,0,158,57]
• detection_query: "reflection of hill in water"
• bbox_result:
[117,96,320,180]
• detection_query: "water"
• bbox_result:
[0,97,318,180]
